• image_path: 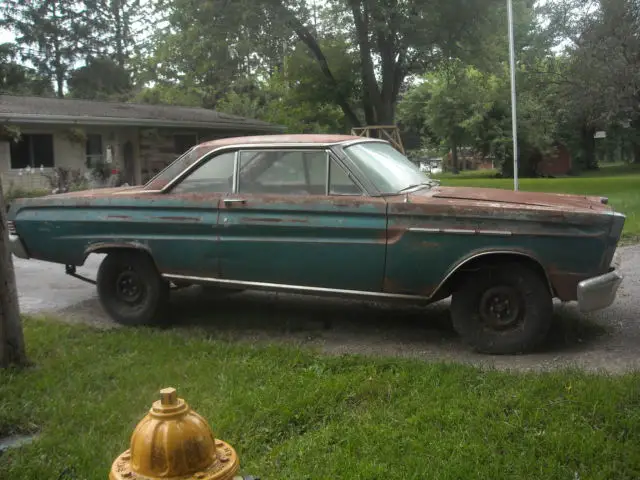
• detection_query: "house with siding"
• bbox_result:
[0,94,283,190]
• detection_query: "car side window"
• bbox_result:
[238,149,328,195]
[171,151,235,194]
[329,158,362,195]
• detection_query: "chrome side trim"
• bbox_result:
[444,228,476,235]
[479,230,514,236]
[408,227,512,236]
[163,273,430,302]
[408,227,441,233]
[165,249,549,303]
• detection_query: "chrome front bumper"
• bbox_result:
[577,267,623,313]
[9,234,29,259]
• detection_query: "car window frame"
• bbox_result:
[158,142,379,197]
[234,147,366,197]
[160,150,238,195]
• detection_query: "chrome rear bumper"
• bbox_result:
[577,267,623,313]
[9,234,29,259]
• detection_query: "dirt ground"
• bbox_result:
[15,245,640,374]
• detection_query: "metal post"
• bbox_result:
[507,0,519,191]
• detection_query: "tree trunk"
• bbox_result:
[113,0,125,68]
[450,139,459,174]
[581,125,597,170]
[0,182,27,368]
[631,120,640,164]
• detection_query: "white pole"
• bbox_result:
[507,0,519,191]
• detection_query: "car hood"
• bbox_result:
[417,186,612,212]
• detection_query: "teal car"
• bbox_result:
[7,134,625,354]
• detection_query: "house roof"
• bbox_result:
[0,94,284,132]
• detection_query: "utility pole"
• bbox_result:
[507,0,519,191]
[0,180,27,367]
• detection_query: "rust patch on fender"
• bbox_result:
[385,227,405,245]
[548,271,589,301]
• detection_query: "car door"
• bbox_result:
[146,150,235,277]
[217,147,388,292]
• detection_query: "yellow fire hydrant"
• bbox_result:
[110,387,243,480]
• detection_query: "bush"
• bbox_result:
[40,167,88,194]
[4,185,50,204]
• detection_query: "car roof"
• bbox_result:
[198,134,367,149]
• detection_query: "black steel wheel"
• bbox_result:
[450,262,553,354]
[97,251,169,326]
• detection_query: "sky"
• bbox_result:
[1,28,14,44]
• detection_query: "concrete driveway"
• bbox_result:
[13,245,640,373]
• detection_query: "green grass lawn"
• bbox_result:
[435,164,640,243]
[1,318,640,480]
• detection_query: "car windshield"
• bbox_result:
[143,146,204,190]
[342,142,432,195]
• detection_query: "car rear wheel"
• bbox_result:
[450,262,553,354]
[97,251,169,326]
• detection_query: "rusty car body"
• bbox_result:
[7,134,625,353]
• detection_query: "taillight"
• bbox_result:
[7,221,16,235]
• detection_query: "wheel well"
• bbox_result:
[85,246,156,265]
[431,253,553,301]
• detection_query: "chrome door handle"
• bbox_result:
[223,198,247,205]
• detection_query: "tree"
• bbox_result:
[0,0,87,97]
[266,0,508,126]
[141,0,296,108]
[0,42,53,96]
[68,57,132,100]
[539,0,640,166]
[0,183,27,368]
[217,70,347,133]
[85,0,144,68]
[145,0,505,126]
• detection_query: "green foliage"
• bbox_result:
[216,70,346,133]
[0,43,54,96]
[2,184,50,204]
[67,57,132,100]
[0,0,87,97]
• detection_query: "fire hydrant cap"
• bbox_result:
[109,388,240,480]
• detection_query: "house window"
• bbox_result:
[10,134,55,169]
[85,134,103,168]
[174,133,198,155]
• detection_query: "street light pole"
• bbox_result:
[507,0,519,191]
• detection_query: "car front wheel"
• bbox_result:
[97,251,169,326]
[450,262,553,354]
